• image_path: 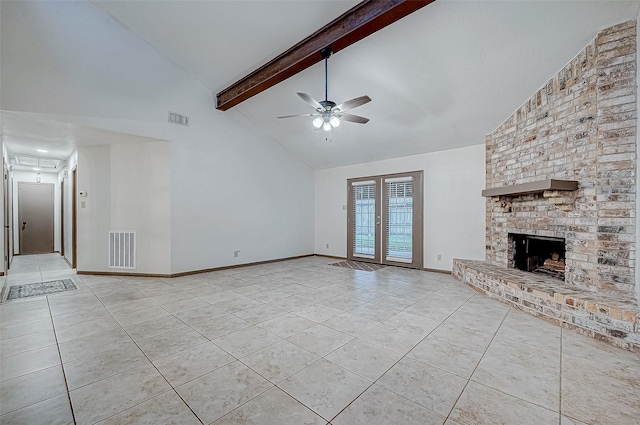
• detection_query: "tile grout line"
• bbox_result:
[176,266,464,423]
[558,326,563,425]
[445,306,566,418]
[442,301,511,424]
[161,309,291,424]
[314,281,480,423]
[37,256,44,284]
[219,271,400,422]
[274,365,371,424]
[9,258,636,423]
[156,297,324,424]
[87,282,208,425]
[46,295,78,425]
[92,273,314,423]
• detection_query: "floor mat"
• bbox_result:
[329,260,386,272]
[7,279,77,300]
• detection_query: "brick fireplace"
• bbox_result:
[454,20,639,351]
[485,20,637,295]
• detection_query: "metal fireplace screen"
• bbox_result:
[510,234,565,280]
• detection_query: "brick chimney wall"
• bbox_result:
[485,21,637,294]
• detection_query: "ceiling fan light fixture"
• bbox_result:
[278,47,370,133]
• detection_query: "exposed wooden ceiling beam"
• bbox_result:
[215,0,434,111]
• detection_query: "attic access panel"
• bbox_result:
[14,155,62,170]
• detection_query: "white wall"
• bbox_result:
[111,143,171,273]
[168,111,314,273]
[77,142,171,274]
[77,145,110,272]
[1,1,315,274]
[314,144,486,271]
[11,170,61,254]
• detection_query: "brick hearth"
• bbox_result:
[453,259,639,352]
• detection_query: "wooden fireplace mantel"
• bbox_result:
[481,179,579,197]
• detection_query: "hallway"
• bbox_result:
[1,254,76,302]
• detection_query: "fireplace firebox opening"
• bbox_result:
[509,233,566,280]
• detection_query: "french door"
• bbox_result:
[347,171,423,269]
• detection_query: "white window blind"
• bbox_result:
[385,178,413,262]
[352,182,376,257]
[385,176,414,183]
[351,180,376,186]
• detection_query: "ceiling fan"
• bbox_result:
[277,47,371,132]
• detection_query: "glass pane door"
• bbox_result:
[347,172,422,269]
[385,177,413,263]
[352,181,377,259]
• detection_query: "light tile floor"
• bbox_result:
[1,254,640,424]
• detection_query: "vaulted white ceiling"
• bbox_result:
[3,1,640,169]
[96,0,640,168]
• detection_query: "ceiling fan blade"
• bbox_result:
[337,113,369,124]
[277,113,318,119]
[297,92,324,110]
[333,95,371,112]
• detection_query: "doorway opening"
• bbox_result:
[71,167,77,269]
[3,162,9,274]
[61,175,65,258]
[347,171,423,269]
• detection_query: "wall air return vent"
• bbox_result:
[168,112,189,126]
[108,231,136,269]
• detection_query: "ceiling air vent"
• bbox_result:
[168,112,189,126]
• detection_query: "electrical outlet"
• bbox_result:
[326,243,329,249]
[437,254,442,261]
[234,250,240,258]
